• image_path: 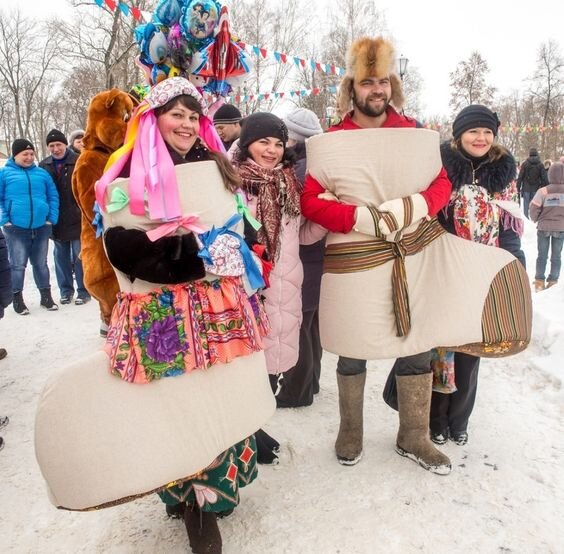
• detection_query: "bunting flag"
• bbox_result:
[236,41,345,76]
[93,0,144,21]
[226,85,339,105]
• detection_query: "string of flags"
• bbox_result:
[225,85,338,104]
[92,0,146,22]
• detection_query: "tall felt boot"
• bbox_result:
[335,372,366,466]
[184,503,222,554]
[39,287,58,311]
[396,373,451,475]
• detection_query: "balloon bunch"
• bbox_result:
[134,0,252,97]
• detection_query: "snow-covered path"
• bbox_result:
[1,221,563,553]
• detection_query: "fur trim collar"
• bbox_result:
[440,142,516,193]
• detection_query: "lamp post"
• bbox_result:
[399,55,409,81]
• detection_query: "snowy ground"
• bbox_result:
[1,218,563,554]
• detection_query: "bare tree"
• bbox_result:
[0,10,63,144]
[448,51,496,114]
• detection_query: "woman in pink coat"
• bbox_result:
[234,112,304,463]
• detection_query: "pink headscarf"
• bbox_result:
[96,77,226,222]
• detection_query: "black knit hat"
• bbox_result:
[213,104,242,124]
[46,128,68,146]
[452,105,500,140]
[11,138,35,157]
[239,112,288,148]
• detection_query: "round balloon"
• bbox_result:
[180,0,221,42]
[154,0,183,26]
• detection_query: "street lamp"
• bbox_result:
[399,55,409,81]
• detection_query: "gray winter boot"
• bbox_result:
[396,373,451,475]
[335,372,366,466]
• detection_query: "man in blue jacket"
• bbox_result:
[0,139,59,314]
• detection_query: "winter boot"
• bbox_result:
[184,503,222,554]
[165,502,186,519]
[546,279,558,289]
[13,291,29,315]
[396,373,451,475]
[335,372,366,466]
[0,348,7,360]
[534,279,545,292]
[39,288,58,311]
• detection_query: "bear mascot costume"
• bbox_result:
[72,89,135,333]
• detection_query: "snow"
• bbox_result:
[1,218,563,553]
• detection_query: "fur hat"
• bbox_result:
[452,105,500,140]
[548,161,564,185]
[69,129,85,145]
[11,138,35,157]
[337,36,404,117]
[46,128,68,146]
[239,112,288,149]
[213,104,242,124]
[283,108,323,142]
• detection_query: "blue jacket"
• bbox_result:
[0,228,11,317]
[0,158,59,229]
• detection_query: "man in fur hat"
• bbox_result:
[301,36,453,474]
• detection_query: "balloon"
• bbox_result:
[180,0,221,43]
[153,0,183,26]
[135,23,170,65]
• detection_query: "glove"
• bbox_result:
[377,193,429,236]
[353,206,380,237]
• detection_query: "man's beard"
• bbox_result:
[352,90,390,117]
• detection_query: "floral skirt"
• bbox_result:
[158,435,258,513]
[105,277,270,383]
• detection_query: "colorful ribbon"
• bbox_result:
[106,187,130,213]
[146,214,208,242]
[235,193,261,230]
[91,202,104,238]
[198,214,264,290]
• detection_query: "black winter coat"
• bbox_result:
[39,150,81,241]
[0,229,12,318]
[517,154,548,194]
[439,142,526,268]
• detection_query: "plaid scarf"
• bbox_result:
[236,160,301,261]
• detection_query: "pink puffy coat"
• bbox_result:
[244,192,325,375]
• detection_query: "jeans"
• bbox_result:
[53,239,90,298]
[522,192,533,219]
[337,351,433,377]
[535,231,564,281]
[3,224,52,293]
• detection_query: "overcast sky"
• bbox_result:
[11,0,564,117]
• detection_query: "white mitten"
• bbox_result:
[377,193,428,235]
[317,191,340,202]
[353,206,380,236]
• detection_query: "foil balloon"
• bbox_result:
[180,0,221,44]
[135,23,170,65]
[154,0,184,26]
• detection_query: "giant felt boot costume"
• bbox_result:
[395,373,451,475]
[335,372,366,465]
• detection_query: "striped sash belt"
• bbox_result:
[324,218,446,337]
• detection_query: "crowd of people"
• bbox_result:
[0,33,549,553]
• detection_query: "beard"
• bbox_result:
[352,90,390,118]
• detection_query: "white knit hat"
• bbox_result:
[283,108,323,142]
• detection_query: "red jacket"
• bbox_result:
[301,108,452,233]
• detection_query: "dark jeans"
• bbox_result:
[522,191,533,219]
[3,224,52,293]
[535,230,564,281]
[53,239,89,298]
[430,353,480,435]
[276,309,322,407]
[339,351,433,377]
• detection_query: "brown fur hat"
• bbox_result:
[82,89,134,154]
[337,36,405,117]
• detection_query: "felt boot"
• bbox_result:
[335,372,366,465]
[396,373,451,475]
[184,503,222,554]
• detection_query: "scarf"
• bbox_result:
[236,160,302,261]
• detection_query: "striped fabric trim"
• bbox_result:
[402,196,413,228]
[481,259,532,345]
[324,218,446,337]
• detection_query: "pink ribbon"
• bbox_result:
[146,214,208,242]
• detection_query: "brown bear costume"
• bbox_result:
[71,89,135,326]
